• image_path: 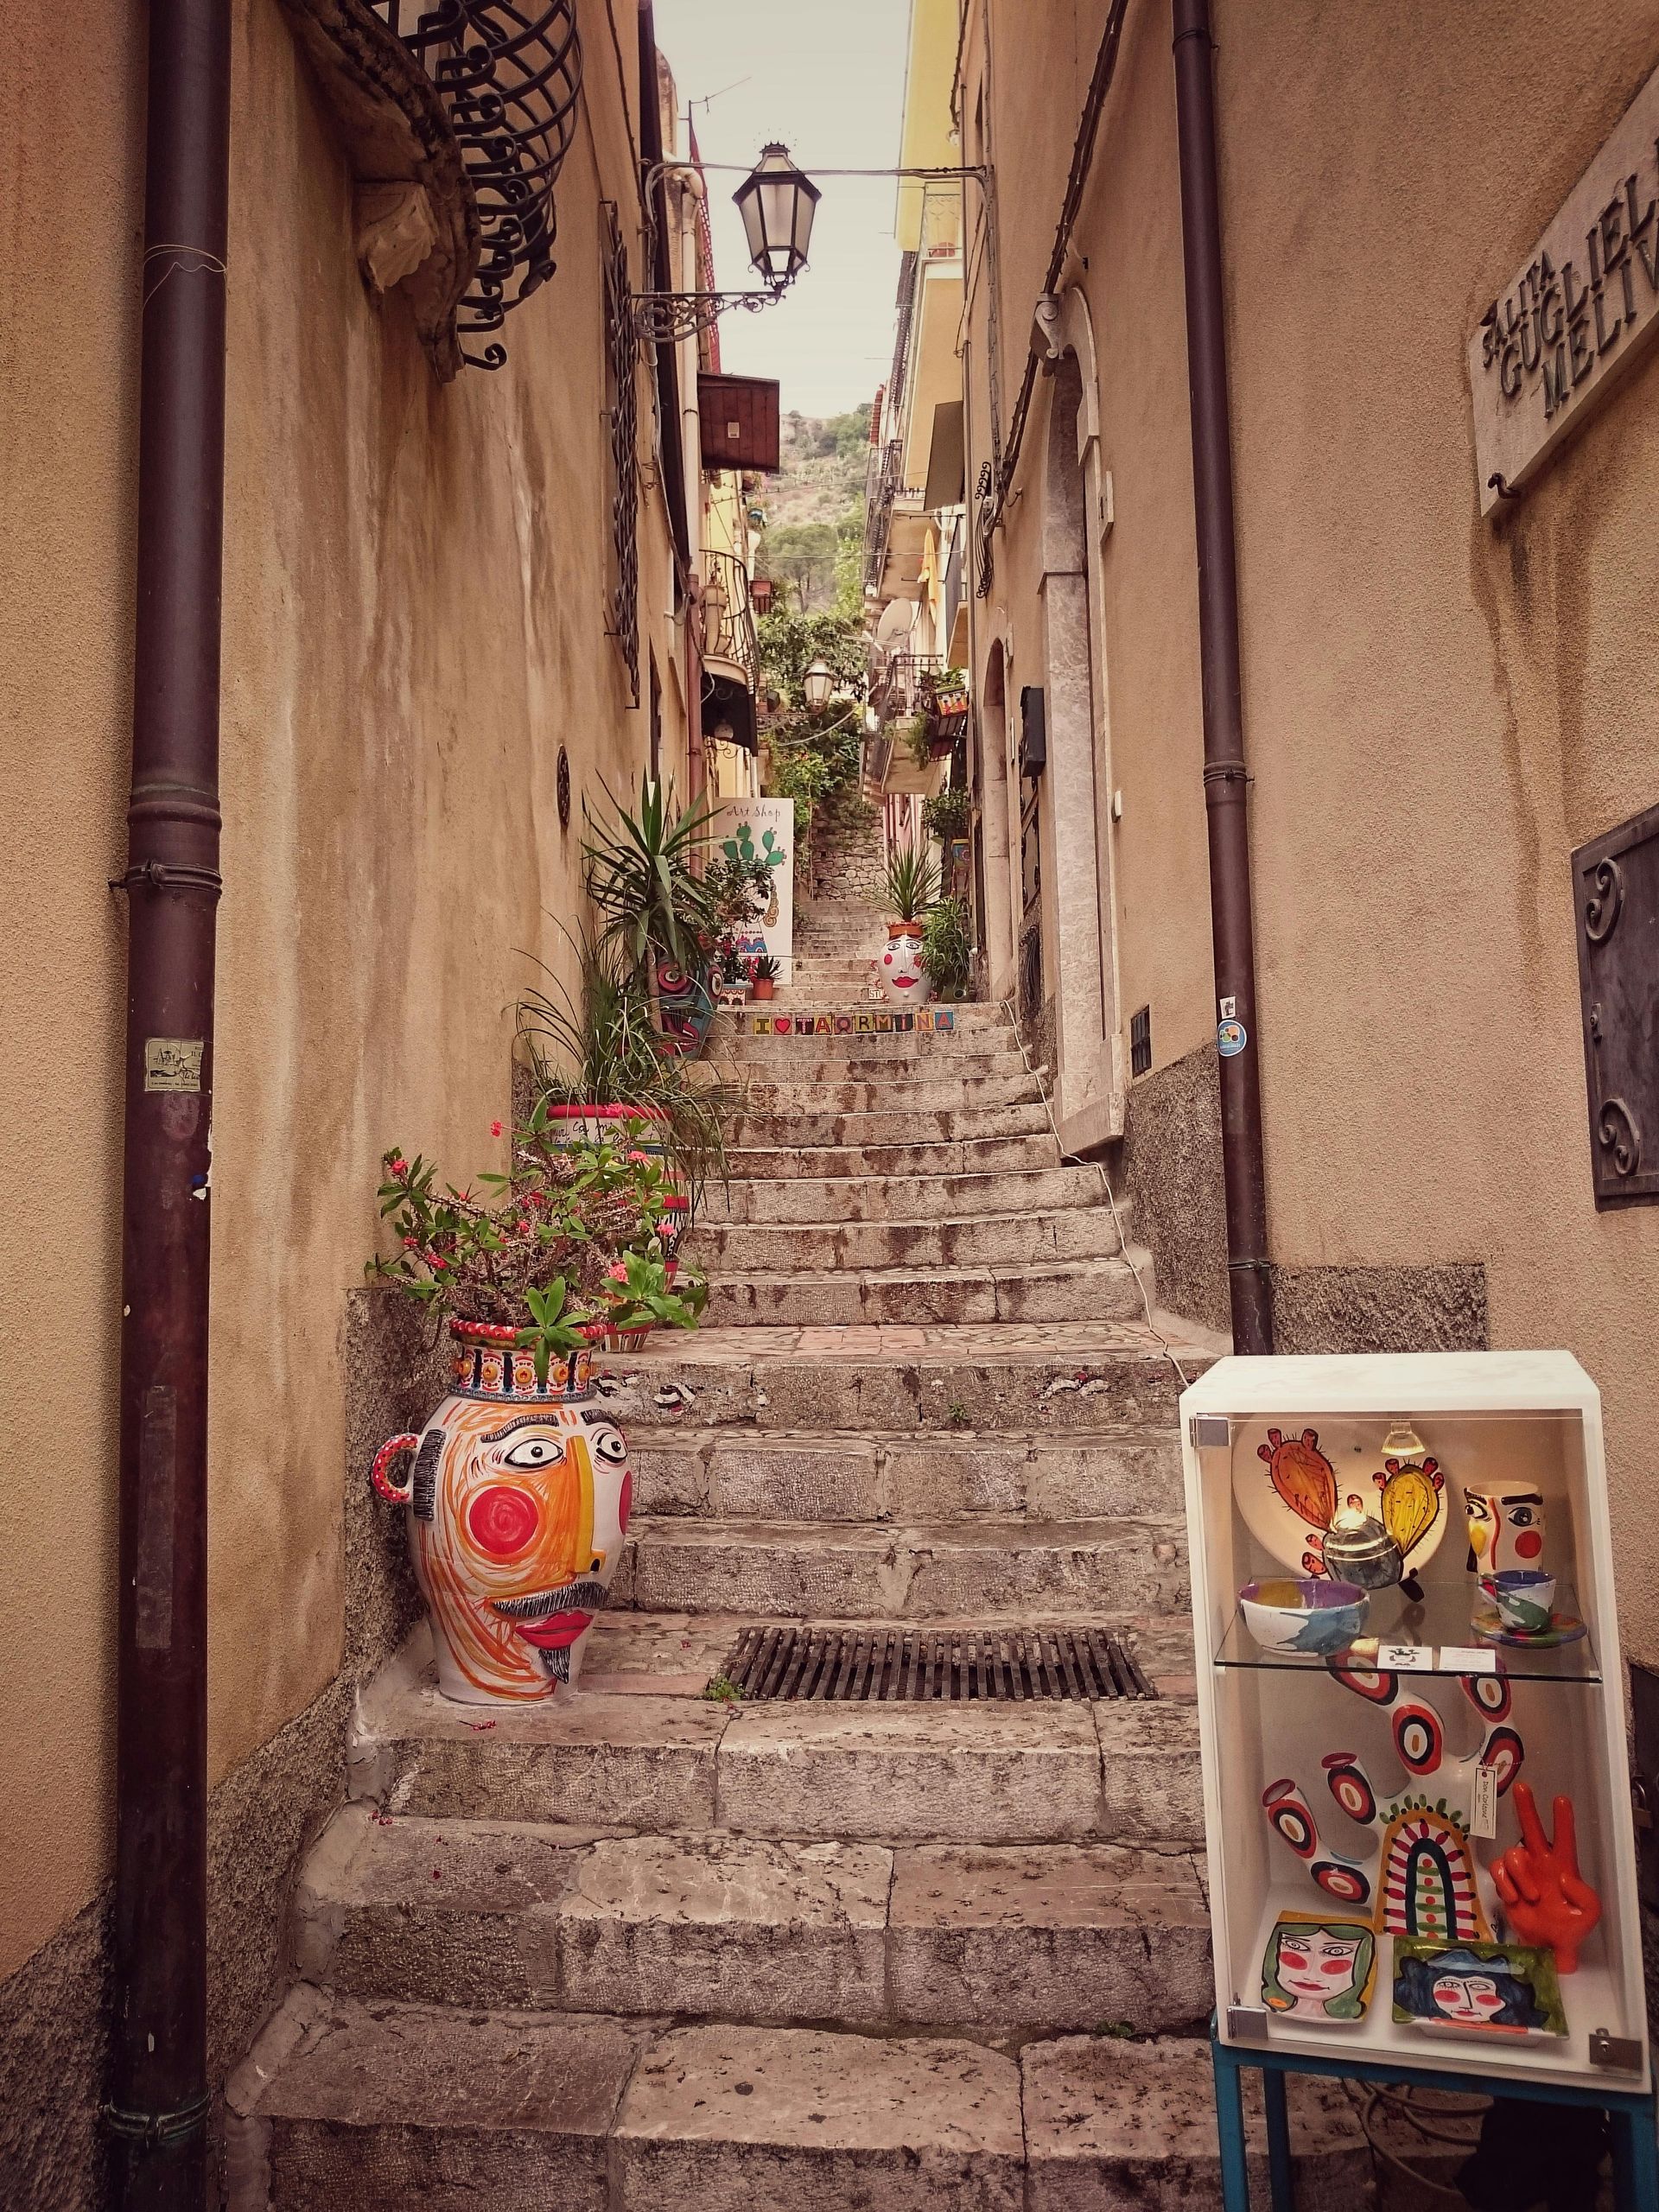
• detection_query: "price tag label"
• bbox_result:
[1438,1646,1498,1674]
[1377,1643,1433,1671]
[1471,1762,1499,1839]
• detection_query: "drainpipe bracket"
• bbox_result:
[101,2088,213,2148]
[109,861,225,899]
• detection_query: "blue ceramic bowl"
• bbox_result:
[1239,1577,1369,1656]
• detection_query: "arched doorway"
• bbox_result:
[1037,346,1116,1148]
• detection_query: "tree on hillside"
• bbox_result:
[755,521,838,613]
[756,607,868,708]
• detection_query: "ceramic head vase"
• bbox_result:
[878,926,932,1006]
[372,1321,631,1703]
[1464,1486,1547,1575]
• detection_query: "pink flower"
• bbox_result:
[517,1218,533,1235]
[491,1120,504,1137]
[429,1253,448,1270]
[390,1156,409,1177]
[402,1235,417,1249]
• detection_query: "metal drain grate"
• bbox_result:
[715,1624,1156,1703]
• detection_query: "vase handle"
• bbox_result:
[372,1433,422,1504]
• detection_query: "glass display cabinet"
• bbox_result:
[1181,1351,1648,2095]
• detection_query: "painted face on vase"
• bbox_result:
[879,929,931,1005]
[1465,1489,1546,1574]
[413,1399,632,1702]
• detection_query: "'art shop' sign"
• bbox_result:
[1469,61,1659,516]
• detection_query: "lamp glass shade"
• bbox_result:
[803,657,834,709]
[734,143,821,285]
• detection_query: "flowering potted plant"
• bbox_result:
[365,1104,705,1705]
[714,937,752,1007]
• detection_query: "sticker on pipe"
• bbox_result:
[1217,1020,1247,1058]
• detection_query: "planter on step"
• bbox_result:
[878,918,933,1007]
[372,1319,632,1704]
[752,976,775,1002]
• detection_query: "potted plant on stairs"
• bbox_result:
[365,1103,707,1705]
[582,773,720,1052]
[751,952,779,1002]
[875,837,940,1007]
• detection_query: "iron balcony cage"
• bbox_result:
[699,550,759,696]
[372,0,582,369]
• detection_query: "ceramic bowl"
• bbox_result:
[1240,1577,1370,1656]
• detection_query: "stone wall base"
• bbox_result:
[0,1287,443,2211]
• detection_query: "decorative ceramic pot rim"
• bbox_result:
[887,918,925,939]
[447,1319,602,1404]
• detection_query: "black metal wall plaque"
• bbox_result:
[1573,801,1659,1207]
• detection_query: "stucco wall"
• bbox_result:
[0,0,684,1997]
[1215,0,1659,1661]
[964,0,1659,1660]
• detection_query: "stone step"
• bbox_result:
[691,1207,1122,1274]
[721,1046,1026,1084]
[728,1133,1060,1179]
[702,1255,1142,1327]
[620,1515,1186,1620]
[728,1103,1052,1148]
[352,1661,1202,1843]
[226,1993,1371,2210]
[626,1426,1182,1522]
[293,1808,1211,2031]
[707,1163,1107,1224]
[736,1071,1040,1114]
[592,1338,1194,1434]
[715,1005,1009,1045]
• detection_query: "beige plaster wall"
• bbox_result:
[1215,0,1659,1658]
[0,0,685,1983]
[968,0,1659,1657]
[963,0,1215,1072]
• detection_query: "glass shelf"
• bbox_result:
[1215,1579,1601,1684]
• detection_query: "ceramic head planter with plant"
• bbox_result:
[367,1110,706,1703]
[876,838,939,1006]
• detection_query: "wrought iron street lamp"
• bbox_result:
[634,144,820,345]
[803,658,835,710]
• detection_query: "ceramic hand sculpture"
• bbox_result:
[1262,1662,1524,1941]
[1491,1781,1601,1972]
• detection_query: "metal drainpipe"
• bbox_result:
[108,3,232,2202]
[1171,0,1274,1356]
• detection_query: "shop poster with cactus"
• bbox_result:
[712,797,793,983]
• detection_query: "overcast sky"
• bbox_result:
[652,0,909,419]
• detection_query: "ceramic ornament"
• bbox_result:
[1261,1670,1524,1942]
[1260,1914,1378,2024]
[1463,1485,1547,1575]
[1391,1940,1567,2040]
[1240,1427,1451,1581]
[877,926,932,1006]
[372,1321,632,1703]
[1491,1782,1602,1972]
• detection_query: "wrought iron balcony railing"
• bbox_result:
[874,651,944,727]
[373,0,582,369]
[861,439,926,592]
[700,550,758,695]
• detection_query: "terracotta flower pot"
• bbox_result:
[371,1318,630,1704]
[753,976,775,1001]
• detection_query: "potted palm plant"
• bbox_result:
[582,774,719,1044]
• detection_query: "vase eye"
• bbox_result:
[502,1435,563,1470]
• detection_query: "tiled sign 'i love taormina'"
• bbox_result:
[1469,61,1659,515]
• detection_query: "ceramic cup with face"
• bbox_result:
[372,1321,631,1703]
[878,925,933,1006]
[1464,1487,1547,1576]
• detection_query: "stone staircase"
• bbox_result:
[224,939,1372,2204]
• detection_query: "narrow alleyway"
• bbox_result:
[224,875,1370,2202]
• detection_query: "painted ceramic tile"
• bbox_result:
[935,1007,955,1029]
[855,1011,875,1033]
[1391,1939,1567,2039]
[836,1014,853,1033]
[1261,1914,1377,2024]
